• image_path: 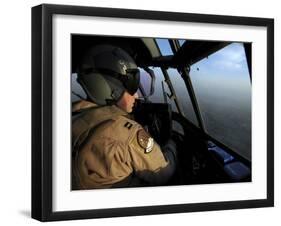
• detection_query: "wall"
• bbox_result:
[0,0,279,225]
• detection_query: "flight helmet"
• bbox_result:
[77,44,140,105]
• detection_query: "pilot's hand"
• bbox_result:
[163,139,176,152]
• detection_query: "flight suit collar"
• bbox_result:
[72,100,97,113]
[72,100,131,119]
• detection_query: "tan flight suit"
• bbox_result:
[72,100,175,189]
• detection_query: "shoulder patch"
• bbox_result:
[137,129,154,154]
[124,121,133,130]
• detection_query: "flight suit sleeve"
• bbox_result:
[127,128,176,185]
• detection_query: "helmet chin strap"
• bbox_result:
[105,99,116,106]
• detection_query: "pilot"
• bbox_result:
[72,44,177,189]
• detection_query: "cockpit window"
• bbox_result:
[189,43,251,161]
[155,39,199,125]
[178,39,186,46]
[139,67,165,103]
[139,68,153,97]
[156,38,174,56]
[71,73,86,101]
[167,68,199,126]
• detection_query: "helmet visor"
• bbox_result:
[123,68,140,95]
[79,67,140,96]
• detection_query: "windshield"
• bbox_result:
[189,43,251,160]
[155,39,251,161]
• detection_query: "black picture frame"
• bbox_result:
[32,3,274,222]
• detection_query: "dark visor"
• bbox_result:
[123,68,140,95]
